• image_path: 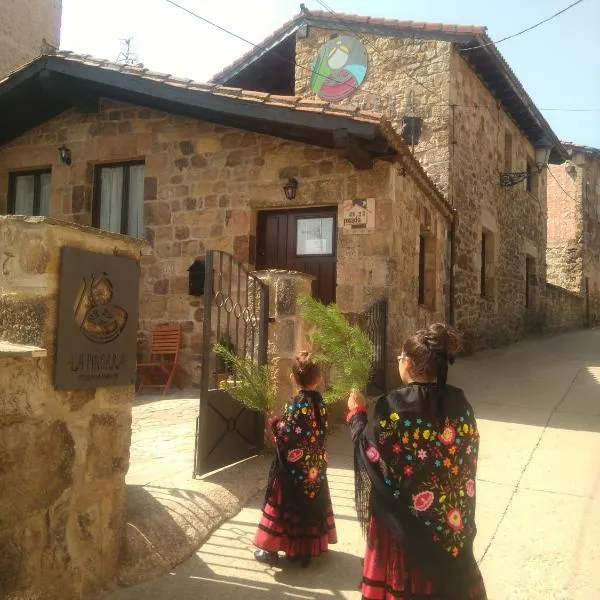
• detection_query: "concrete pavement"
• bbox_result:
[111,328,600,599]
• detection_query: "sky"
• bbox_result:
[60,0,600,147]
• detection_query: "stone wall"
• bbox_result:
[0,216,141,600]
[0,0,62,77]
[295,29,452,195]
[580,151,600,326]
[547,161,582,293]
[545,283,585,332]
[294,26,549,349]
[0,99,450,386]
[546,149,600,327]
[449,51,548,348]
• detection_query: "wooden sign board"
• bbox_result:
[342,198,375,233]
[54,247,139,390]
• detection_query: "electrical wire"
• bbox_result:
[162,1,597,131]
[461,0,588,52]
[540,108,600,112]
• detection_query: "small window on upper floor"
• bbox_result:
[418,232,436,309]
[525,255,537,309]
[481,229,496,298]
[93,161,145,238]
[8,170,51,216]
[504,131,513,172]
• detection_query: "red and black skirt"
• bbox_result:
[253,476,337,558]
[361,517,487,600]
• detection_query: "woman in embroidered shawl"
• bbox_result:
[347,323,487,599]
[254,352,337,567]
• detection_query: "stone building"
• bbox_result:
[211,9,569,349]
[547,143,600,327]
[0,53,452,386]
[0,0,62,78]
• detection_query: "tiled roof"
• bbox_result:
[2,50,386,126]
[0,51,450,213]
[207,9,567,164]
[560,141,600,156]
[210,10,485,83]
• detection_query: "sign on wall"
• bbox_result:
[311,35,368,102]
[54,247,139,390]
[342,198,375,232]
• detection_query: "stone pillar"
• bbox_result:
[254,270,315,414]
[0,216,144,600]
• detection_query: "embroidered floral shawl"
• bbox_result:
[350,383,481,593]
[268,390,329,515]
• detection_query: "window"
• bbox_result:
[7,170,51,216]
[296,217,335,256]
[93,161,145,238]
[418,233,436,308]
[504,131,513,172]
[525,255,536,309]
[481,229,495,298]
[418,235,426,304]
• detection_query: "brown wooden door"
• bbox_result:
[256,207,337,304]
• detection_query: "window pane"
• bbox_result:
[296,217,334,256]
[100,167,124,234]
[39,172,51,216]
[14,175,35,215]
[128,164,145,238]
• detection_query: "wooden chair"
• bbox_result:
[136,327,182,394]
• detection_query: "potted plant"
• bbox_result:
[214,332,235,388]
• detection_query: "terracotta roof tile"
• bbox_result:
[209,10,486,83]
[2,50,451,214]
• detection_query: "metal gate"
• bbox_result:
[365,298,387,394]
[194,250,269,477]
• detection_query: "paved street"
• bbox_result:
[127,391,199,486]
[113,328,600,599]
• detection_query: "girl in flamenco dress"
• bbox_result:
[253,352,337,567]
[347,324,487,599]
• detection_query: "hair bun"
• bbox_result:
[426,323,461,356]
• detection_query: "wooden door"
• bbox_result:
[256,207,337,304]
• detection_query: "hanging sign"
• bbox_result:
[342,198,375,233]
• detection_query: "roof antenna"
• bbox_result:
[116,37,139,66]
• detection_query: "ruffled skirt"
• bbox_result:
[361,517,487,599]
[253,476,337,557]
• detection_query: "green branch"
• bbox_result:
[299,294,374,404]
[214,344,278,413]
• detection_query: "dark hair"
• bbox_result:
[292,351,320,388]
[402,323,461,386]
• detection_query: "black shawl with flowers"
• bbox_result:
[267,390,330,517]
[349,383,481,594]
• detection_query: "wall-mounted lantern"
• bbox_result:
[58,145,72,166]
[283,177,298,201]
[500,138,553,187]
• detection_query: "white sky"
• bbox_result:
[60,0,600,146]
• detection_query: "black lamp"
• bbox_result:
[283,177,298,201]
[58,145,72,166]
[500,138,553,187]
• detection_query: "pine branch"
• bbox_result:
[214,344,277,412]
[299,294,374,404]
